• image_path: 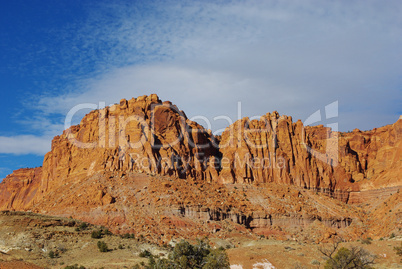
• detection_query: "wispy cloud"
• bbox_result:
[0,135,51,155]
[15,0,402,149]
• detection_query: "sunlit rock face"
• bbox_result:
[0,94,400,242]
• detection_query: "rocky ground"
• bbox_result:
[0,211,401,269]
[21,171,401,244]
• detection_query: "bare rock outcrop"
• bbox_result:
[35,94,219,202]
[0,167,42,210]
[218,112,401,202]
[0,94,400,241]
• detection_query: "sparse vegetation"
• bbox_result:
[319,240,375,269]
[121,233,135,239]
[394,242,402,256]
[139,249,152,258]
[103,228,112,235]
[64,265,86,269]
[145,238,229,269]
[91,230,103,239]
[79,222,88,230]
[49,250,58,259]
[97,241,108,252]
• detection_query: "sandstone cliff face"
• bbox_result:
[0,94,400,241]
[218,113,401,202]
[0,167,42,210]
[339,118,402,191]
[36,94,219,202]
[218,113,349,191]
[3,95,400,205]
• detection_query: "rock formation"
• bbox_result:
[0,94,400,241]
[33,94,219,205]
[218,112,401,202]
[0,167,42,210]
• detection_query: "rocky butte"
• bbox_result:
[0,94,401,243]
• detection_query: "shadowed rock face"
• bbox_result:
[0,94,400,241]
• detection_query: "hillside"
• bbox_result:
[0,94,401,244]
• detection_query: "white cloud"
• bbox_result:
[0,135,51,155]
[24,0,402,139]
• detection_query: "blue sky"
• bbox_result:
[1,0,401,179]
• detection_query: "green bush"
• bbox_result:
[102,228,112,235]
[202,248,230,269]
[324,247,375,269]
[139,249,152,257]
[97,241,108,252]
[49,250,57,259]
[91,230,103,239]
[145,238,229,269]
[121,233,135,239]
[64,265,86,269]
[79,222,88,230]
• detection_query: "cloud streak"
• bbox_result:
[0,135,51,155]
[10,0,402,155]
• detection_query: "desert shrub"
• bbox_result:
[202,248,230,269]
[323,247,375,269]
[118,244,124,250]
[121,233,135,239]
[64,265,86,269]
[97,241,108,252]
[139,249,153,257]
[49,250,57,259]
[390,233,395,238]
[395,242,402,256]
[102,228,112,235]
[79,222,88,230]
[145,238,229,269]
[319,240,375,269]
[91,230,103,239]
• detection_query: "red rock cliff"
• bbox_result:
[0,95,400,209]
[35,94,219,202]
[218,112,401,202]
[0,167,42,210]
